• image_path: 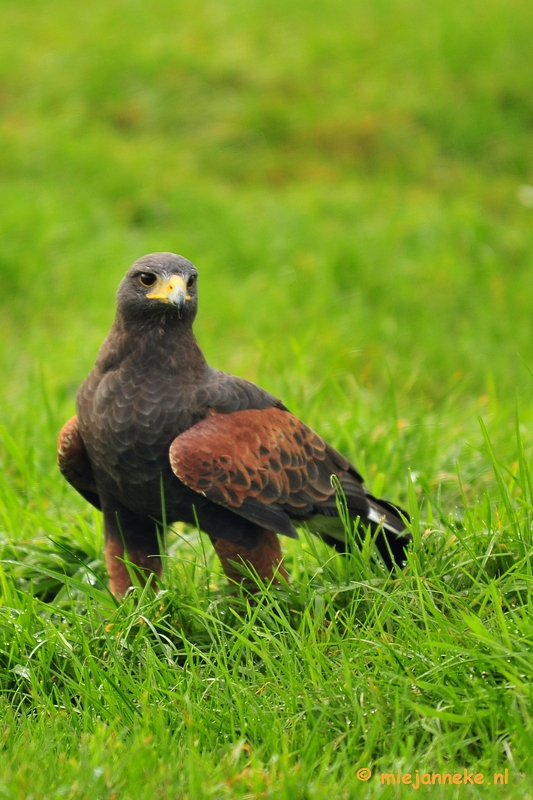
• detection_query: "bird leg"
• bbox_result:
[213,530,287,588]
[103,506,163,598]
[104,537,162,598]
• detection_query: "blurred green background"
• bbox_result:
[2,0,533,400]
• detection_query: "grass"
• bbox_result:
[1,0,533,796]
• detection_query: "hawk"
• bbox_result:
[58,253,410,596]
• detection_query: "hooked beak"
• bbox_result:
[146,275,190,317]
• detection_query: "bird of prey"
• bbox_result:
[58,252,410,597]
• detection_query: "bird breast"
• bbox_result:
[76,364,202,493]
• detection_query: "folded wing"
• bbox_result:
[169,406,409,565]
[57,415,101,510]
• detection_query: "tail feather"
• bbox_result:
[307,488,411,568]
[365,494,411,567]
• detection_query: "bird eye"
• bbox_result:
[139,273,157,287]
[187,274,197,289]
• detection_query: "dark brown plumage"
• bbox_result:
[58,252,410,597]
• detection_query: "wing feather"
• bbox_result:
[169,407,355,533]
[57,415,101,509]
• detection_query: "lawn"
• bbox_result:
[1,0,533,797]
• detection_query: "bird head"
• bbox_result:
[117,252,199,324]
